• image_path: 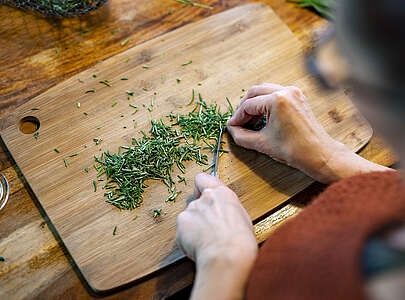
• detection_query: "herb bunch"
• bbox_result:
[94,98,232,210]
[288,0,334,19]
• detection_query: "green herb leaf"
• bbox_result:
[31,108,40,111]
[142,65,150,69]
[176,78,181,84]
[113,226,117,235]
[85,88,95,93]
[56,47,60,56]
[0,256,4,262]
[99,80,111,87]
[54,148,60,153]
[153,209,161,218]
[84,167,89,173]
[126,91,134,96]
[93,180,97,192]
[93,74,97,78]
[174,0,213,9]
[187,89,195,106]
[64,158,68,168]
[121,38,130,46]
[33,132,39,140]
[112,101,118,107]
[121,77,128,80]
[181,60,192,66]
[69,153,78,157]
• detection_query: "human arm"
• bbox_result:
[176,173,257,300]
[227,83,391,184]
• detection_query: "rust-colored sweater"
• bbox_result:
[246,171,405,300]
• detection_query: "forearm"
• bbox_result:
[316,141,393,184]
[191,250,256,300]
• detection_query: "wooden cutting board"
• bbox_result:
[0,3,372,293]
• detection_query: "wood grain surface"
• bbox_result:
[0,0,397,299]
[0,3,373,292]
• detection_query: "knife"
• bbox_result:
[210,125,223,178]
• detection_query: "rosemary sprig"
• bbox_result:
[288,0,334,19]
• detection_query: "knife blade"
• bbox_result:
[210,125,223,178]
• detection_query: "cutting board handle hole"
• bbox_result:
[19,116,40,134]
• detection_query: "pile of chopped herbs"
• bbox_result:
[94,98,232,210]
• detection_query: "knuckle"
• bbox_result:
[202,188,216,199]
[274,91,290,107]
[286,86,303,97]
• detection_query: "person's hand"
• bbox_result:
[176,173,257,300]
[227,83,355,183]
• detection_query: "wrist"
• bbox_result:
[191,245,257,300]
[315,141,391,184]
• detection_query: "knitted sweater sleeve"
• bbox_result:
[245,171,405,300]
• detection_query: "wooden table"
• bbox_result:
[0,0,396,299]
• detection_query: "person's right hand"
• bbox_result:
[227,83,350,183]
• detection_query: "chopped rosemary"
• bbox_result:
[93,138,102,145]
[83,112,88,116]
[93,98,231,210]
[121,77,128,80]
[142,87,148,92]
[177,175,187,185]
[142,65,150,69]
[226,97,234,114]
[129,104,137,109]
[112,101,118,107]
[113,226,117,235]
[121,38,130,46]
[99,80,111,87]
[64,158,68,168]
[187,89,195,106]
[176,78,181,84]
[147,107,153,112]
[126,91,134,96]
[54,148,60,153]
[56,47,60,56]
[93,74,97,78]
[31,108,40,111]
[69,153,78,157]
[85,89,95,93]
[84,167,89,173]
[181,60,192,66]
[93,180,97,192]
[153,209,161,218]
[151,95,155,107]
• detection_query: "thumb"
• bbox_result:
[227,125,264,152]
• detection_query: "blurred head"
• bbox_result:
[330,0,405,156]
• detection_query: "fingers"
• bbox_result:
[240,83,284,106]
[193,173,223,199]
[227,125,265,151]
[228,94,276,126]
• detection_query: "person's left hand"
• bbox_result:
[176,173,257,265]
